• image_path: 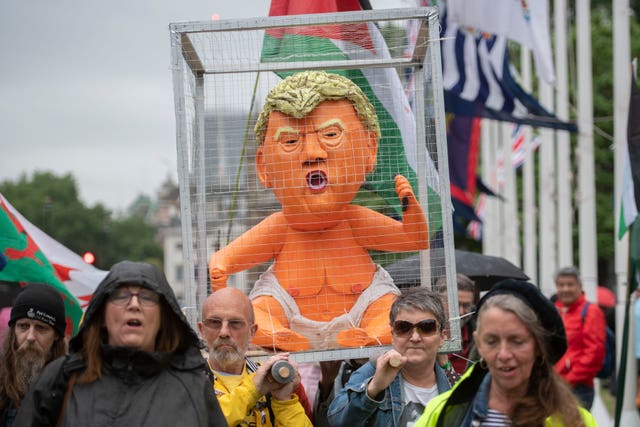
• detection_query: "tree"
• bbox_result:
[0,171,163,269]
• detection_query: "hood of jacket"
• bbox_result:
[69,260,200,353]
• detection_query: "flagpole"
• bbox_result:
[521,47,538,284]
[539,79,557,296]
[555,0,573,267]
[502,122,520,267]
[482,121,499,256]
[576,0,598,301]
[612,0,639,422]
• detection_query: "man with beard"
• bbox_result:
[198,287,312,427]
[0,283,67,427]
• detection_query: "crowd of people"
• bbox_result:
[0,260,615,427]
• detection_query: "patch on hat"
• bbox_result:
[9,283,66,336]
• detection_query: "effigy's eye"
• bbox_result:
[318,125,344,148]
[278,133,301,152]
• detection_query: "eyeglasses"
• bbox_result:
[202,318,247,331]
[392,319,439,337]
[108,288,160,307]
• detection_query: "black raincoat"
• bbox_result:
[14,261,227,427]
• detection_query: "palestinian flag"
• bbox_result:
[0,194,107,334]
[618,73,640,239]
[261,0,443,234]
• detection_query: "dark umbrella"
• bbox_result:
[385,249,529,291]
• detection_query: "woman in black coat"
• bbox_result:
[14,260,227,427]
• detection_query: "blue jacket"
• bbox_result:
[327,361,451,427]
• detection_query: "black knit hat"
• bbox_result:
[476,279,567,364]
[9,283,66,336]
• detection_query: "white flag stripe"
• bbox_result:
[621,146,639,227]
[477,40,505,110]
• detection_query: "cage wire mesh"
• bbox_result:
[170,7,459,362]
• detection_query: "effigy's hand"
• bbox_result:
[209,266,228,291]
[253,327,310,352]
[394,175,416,212]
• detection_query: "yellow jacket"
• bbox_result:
[209,360,312,427]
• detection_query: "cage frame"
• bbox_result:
[170,6,459,362]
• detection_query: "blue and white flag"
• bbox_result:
[441,15,577,132]
[447,0,554,83]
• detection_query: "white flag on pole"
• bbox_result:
[446,0,555,84]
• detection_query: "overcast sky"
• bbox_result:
[0,0,405,213]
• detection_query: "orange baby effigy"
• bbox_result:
[209,71,428,352]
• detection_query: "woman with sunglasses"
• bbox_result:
[14,261,227,427]
[415,280,597,427]
[327,287,452,427]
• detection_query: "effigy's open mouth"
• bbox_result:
[306,170,327,191]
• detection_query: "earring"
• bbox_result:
[479,357,488,369]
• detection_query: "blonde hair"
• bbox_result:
[254,70,380,145]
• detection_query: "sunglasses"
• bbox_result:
[392,319,439,337]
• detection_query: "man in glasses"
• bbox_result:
[198,287,312,427]
[327,287,452,427]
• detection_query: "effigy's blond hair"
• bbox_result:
[255,70,381,145]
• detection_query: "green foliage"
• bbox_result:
[579,6,640,267]
[0,171,163,270]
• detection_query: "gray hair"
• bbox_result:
[389,287,446,332]
[554,266,581,282]
[456,274,476,293]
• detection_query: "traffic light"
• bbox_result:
[82,251,96,265]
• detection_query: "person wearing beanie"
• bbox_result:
[415,279,597,427]
[0,283,67,427]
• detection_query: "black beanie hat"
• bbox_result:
[9,283,66,336]
[476,279,567,364]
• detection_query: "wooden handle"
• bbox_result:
[271,360,295,384]
[389,354,402,368]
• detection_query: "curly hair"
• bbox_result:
[254,70,380,145]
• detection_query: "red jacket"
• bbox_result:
[554,293,606,387]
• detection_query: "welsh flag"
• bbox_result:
[260,0,442,233]
[0,193,107,334]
